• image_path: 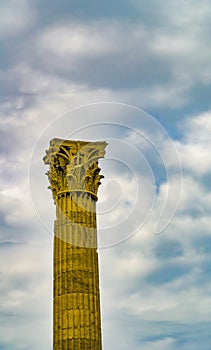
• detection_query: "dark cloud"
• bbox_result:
[1,1,211,350]
[34,0,142,24]
[145,261,190,285]
[139,321,211,350]
[102,310,211,350]
[27,22,173,90]
[1,0,211,115]
[154,238,183,259]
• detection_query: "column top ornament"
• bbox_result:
[43,138,107,202]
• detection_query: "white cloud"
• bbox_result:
[158,0,211,29]
[1,88,211,350]
[23,11,211,106]
[0,238,52,349]
[97,107,211,347]
[175,111,211,175]
[0,1,36,38]
[1,1,211,349]
[182,111,211,143]
[39,24,119,59]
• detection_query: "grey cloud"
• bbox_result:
[31,23,175,89]
[145,261,191,285]
[33,0,211,34]
[153,238,183,259]
[0,236,52,350]
[15,14,209,115]
[102,307,211,349]
[34,0,142,25]
[1,1,211,349]
[1,1,211,117]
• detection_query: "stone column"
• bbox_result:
[43,138,107,350]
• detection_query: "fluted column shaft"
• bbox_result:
[53,193,101,349]
[43,139,107,350]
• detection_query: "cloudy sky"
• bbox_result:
[1,1,211,349]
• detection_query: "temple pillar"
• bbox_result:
[43,138,107,350]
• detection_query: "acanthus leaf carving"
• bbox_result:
[44,138,107,202]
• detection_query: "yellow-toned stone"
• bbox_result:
[44,139,107,350]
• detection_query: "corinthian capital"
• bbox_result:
[43,138,107,202]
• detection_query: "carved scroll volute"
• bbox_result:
[43,138,107,203]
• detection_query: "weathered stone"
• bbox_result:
[44,139,107,350]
